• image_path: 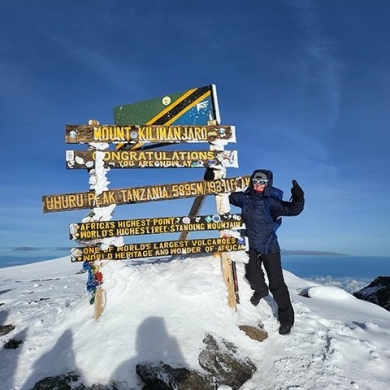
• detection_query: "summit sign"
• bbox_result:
[42,176,251,213]
[65,124,236,144]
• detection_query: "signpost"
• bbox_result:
[65,124,235,144]
[69,213,244,240]
[113,84,220,151]
[71,236,247,262]
[43,176,250,213]
[43,84,248,312]
[65,149,238,170]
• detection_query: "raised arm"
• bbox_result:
[273,180,305,217]
[229,191,246,208]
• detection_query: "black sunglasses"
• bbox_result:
[252,179,268,185]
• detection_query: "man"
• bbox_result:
[229,169,305,335]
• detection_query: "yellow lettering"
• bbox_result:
[103,191,116,204]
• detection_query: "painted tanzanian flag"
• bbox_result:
[113,85,220,150]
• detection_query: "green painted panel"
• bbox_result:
[113,85,219,126]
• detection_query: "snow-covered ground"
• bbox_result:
[0,254,389,390]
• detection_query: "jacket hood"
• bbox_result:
[246,169,274,197]
[250,169,274,187]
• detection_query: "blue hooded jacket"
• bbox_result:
[229,169,304,254]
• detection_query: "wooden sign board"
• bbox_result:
[42,175,251,213]
[114,85,220,129]
[65,124,235,144]
[65,150,238,169]
[113,84,220,151]
[71,236,248,262]
[69,213,244,240]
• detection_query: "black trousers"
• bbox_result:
[245,251,294,326]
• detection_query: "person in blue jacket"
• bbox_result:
[229,169,305,335]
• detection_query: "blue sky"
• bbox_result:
[1,0,389,260]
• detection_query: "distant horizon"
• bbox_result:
[281,249,347,256]
[1,249,389,278]
[0,252,388,297]
[0,247,385,259]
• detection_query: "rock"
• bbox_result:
[136,362,213,390]
[198,334,256,390]
[4,338,23,349]
[30,372,119,390]
[353,276,390,311]
[136,333,256,390]
[0,324,15,336]
[31,333,256,390]
[31,372,82,390]
[238,324,268,342]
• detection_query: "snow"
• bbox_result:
[1,254,389,390]
[2,133,389,389]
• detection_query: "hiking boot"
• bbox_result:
[279,323,292,335]
[250,294,261,306]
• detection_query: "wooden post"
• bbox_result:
[82,119,121,320]
[178,195,205,241]
[208,120,239,309]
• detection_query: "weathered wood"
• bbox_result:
[208,119,240,309]
[65,150,238,169]
[69,213,243,240]
[42,175,250,213]
[178,195,206,242]
[65,124,236,144]
[221,252,238,308]
[70,236,248,262]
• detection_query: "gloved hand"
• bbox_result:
[291,180,304,201]
[204,166,226,180]
[204,167,215,181]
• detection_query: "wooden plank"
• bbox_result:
[65,150,238,169]
[69,213,244,240]
[65,124,236,144]
[42,175,250,213]
[70,236,248,262]
[178,195,205,241]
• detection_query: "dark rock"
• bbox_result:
[31,333,256,390]
[30,372,119,390]
[136,333,256,390]
[136,362,213,390]
[0,324,15,336]
[353,276,390,311]
[199,334,256,390]
[4,338,23,349]
[31,372,82,390]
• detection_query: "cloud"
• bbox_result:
[44,33,150,101]
[287,0,343,129]
[12,247,43,253]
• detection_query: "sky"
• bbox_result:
[0,254,389,389]
[1,0,390,259]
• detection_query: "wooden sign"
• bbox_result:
[42,175,251,213]
[65,150,238,169]
[113,84,220,151]
[65,124,236,144]
[70,236,248,262]
[69,213,244,240]
[114,85,220,129]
